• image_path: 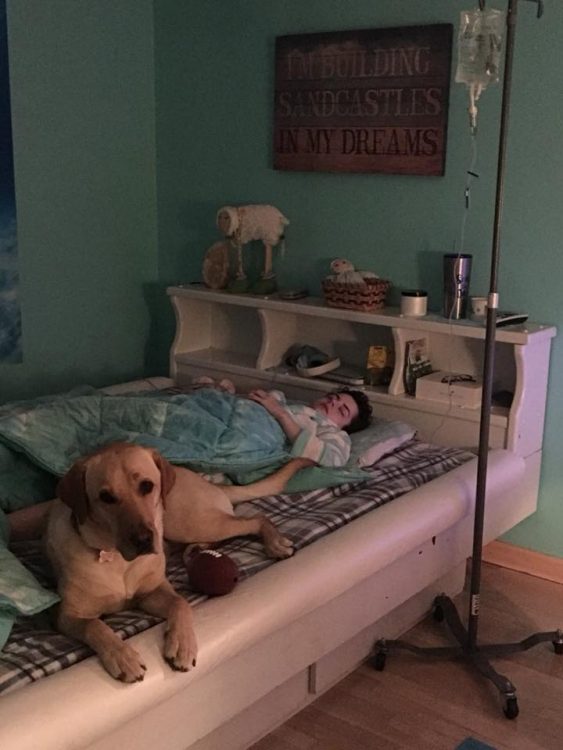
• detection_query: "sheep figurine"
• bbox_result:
[217,204,289,294]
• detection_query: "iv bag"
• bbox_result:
[455,8,505,88]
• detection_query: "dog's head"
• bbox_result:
[57,443,176,561]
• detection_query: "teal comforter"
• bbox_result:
[0,388,291,477]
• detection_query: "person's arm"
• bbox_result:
[248,390,351,467]
[247,389,302,443]
[291,421,351,467]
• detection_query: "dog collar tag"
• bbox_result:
[98,549,115,563]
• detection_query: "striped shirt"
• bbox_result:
[269,390,351,468]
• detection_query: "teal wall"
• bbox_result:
[0,0,157,402]
[154,0,563,557]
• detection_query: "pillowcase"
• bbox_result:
[349,418,416,467]
[0,508,60,650]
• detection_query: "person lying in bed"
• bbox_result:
[248,388,372,468]
[193,377,372,468]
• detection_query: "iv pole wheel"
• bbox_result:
[432,601,445,623]
[372,640,387,671]
[373,651,387,671]
[551,629,563,654]
[503,696,519,720]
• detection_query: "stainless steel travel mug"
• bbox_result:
[443,253,472,319]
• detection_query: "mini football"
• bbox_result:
[184,548,239,596]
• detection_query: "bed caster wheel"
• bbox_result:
[433,603,445,623]
[372,650,387,671]
[503,696,519,720]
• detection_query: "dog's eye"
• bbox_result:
[139,480,154,496]
[99,490,117,504]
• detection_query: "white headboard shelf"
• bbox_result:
[167,285,556,457]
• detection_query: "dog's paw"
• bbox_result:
[164,625,198,672]
[265,533,294,559]
[261,518,294,559]
[102,642,147,683]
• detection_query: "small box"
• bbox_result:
[366,345,394,386]
[415,371,482,409]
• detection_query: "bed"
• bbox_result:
[0,373,542,750]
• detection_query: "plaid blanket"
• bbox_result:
[0,440,472,697]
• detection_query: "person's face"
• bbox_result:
[311,392,358,429]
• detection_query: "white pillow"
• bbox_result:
[348,418,416,467]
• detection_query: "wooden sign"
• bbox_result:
[273,24,453,176]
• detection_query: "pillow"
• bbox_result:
[0,508,60,650]
[230,418,417,492]
[349,418,416,467]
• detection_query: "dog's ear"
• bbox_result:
[57,459,89,524]
[151,451,176,503]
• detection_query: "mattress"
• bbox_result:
[0,439,472,697]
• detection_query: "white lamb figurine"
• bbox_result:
[217,204,289,293]
[329,258,378,285]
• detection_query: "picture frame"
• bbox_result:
[274,24,453,176]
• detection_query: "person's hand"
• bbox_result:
[248,390,285,419]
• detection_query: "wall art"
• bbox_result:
[274,24,453,176]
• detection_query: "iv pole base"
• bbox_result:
[372,594,563,720]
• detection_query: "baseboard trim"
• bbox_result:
[483,540,563,584]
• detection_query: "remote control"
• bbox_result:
[496,312,529,327]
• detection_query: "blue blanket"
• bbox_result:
[0,388,292,477]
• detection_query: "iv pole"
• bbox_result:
[374,0,563,720]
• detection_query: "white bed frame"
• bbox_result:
[0,289,555,750]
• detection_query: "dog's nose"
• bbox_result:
[130,528,154,555]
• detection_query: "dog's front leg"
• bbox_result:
[137,582,197,672]
[58,610,147,683]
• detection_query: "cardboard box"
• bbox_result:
[415,371,482,409]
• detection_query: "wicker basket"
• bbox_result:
[322,277,390,312]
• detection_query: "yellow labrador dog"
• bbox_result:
[46,442,309,683]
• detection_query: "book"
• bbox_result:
[322,365,366,386]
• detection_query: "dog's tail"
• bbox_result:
[221,457,314,504]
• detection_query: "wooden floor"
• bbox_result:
[250,563,563,750]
